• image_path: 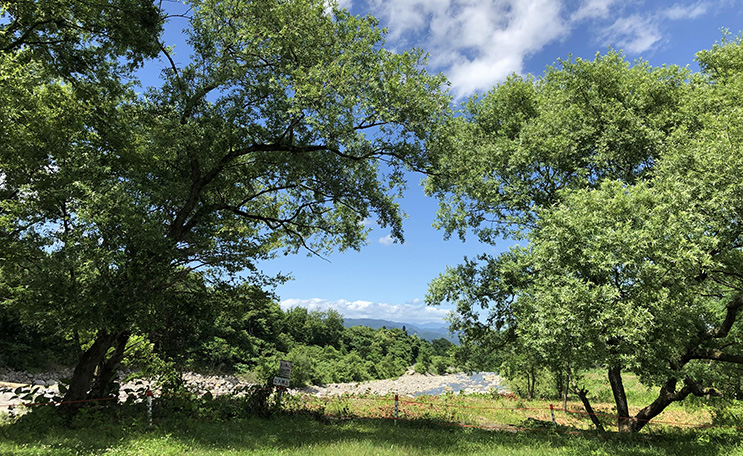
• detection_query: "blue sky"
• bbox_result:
[148,0,743,325]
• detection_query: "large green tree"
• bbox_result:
[1,0,449,404]
[427,39,743,433]
[1,0,167,399]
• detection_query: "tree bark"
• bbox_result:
[567,366,605,433]
[608,366,632,433]
[62,331,127,408]
[527,365,536,399]
[575,386,605,433]
[88,331,131,400]
[629,377,720,433]
[562,366,569,411]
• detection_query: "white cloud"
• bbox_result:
[361,0,713,97]
[664,1,708,20]
[378,234,395,246]
[407,298,423,304]
[325,0,353,15]
[367,0,570,98]
[570,0,618,22]
[590,2,711,56]
[280,298,450,325]
[598,15,662,54]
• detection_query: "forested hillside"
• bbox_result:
[0,300,457,387]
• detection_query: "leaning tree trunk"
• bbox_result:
[62,330,129,408]
[569,372,605,433]
[608,366,632,433]
[88,331,131,400]
[576,388,605,433]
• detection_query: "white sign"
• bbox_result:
[273,376,290,388]
[279,360,292,378]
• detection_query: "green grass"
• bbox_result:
[1,403,741,456]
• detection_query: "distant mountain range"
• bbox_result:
[343,318,459,344]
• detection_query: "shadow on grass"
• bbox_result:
[0,406,739,456]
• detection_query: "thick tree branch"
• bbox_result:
[689,350,743,364]
[631,377,720,433]
[168,141,371,240]
[708,294,743,338]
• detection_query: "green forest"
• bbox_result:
[1,298,456,386]
[2,0,743,440]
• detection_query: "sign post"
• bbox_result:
[273,360,292,409]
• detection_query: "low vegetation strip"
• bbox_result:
[287,392,734,434]
[2,409,742,456]
[3,378,737,434]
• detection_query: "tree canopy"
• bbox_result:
[0,0,449,404]
[427,36,743,433]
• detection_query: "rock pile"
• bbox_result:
[0,367,74,388]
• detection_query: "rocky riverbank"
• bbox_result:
[297,370,505,397]
[0,367,507,411]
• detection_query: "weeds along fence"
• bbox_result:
[1,384,742,434]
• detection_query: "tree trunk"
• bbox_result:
[554,368,563,400]
[630,377,721,433]
[62,331,126,408]
[575,386,605,433]
[567,366,605,433]
[562,367,569,411]
[527,366,536,399]
[88,331,130,400]
[608,366,633,433]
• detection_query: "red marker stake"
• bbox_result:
[394,394,399,424]
[549,403,556,427]
[146,389,153,427]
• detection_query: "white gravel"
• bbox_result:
[1,368,506,413]
[296,370,505,397]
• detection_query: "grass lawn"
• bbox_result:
[1,371,741,455]
[1,406,741,456]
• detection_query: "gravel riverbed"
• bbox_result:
[1,368,507,411]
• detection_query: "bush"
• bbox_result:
[431,356,450,375]
[711,400,743,426]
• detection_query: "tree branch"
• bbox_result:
[689,349,743,364]
[708,294,743,339]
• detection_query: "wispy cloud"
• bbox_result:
[280,298,449,325]
[598,15,663,54]
[356,0,713,98]
[570,0,619,22]
[591,2,712,55]
[378,234,395,246]
[664,1,709,20]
